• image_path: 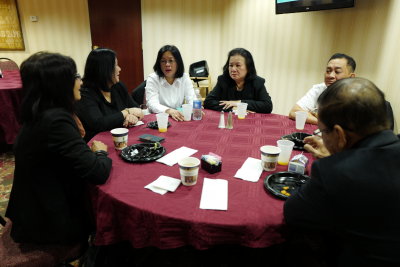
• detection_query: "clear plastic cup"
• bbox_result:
[156,113,169,133]
[237,103,248,119]
[295,111,308,130]
[277,140,295,165]
[182,104,193,121]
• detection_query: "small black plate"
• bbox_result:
[147,121,171,129]
[120,143,166,163]
[281,132,311,150]
[264,172,310,200]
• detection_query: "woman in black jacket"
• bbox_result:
[5,52,112,247]
[204,48,273,113]
[76,48,143,142]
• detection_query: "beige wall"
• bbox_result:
[1,0,92,74]
[2,0,399,131]
[142,0,400,132]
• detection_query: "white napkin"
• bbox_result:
[199,178,228,210]
[145,175,181,195]
[132,121,144,127]
[156,146,198,166]
[234,157,263,182]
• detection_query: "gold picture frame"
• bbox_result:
[0,0,25,50]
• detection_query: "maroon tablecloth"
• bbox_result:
[0,70,22,144]
[90,110,317,249]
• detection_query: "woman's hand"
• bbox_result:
[123,114,139,127]
[91,140,108,152]
[128,107,144,120]
[219,100,240,110]
[166,109,184,121]
[303,136,330,159]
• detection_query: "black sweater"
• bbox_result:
[75,82,139,142]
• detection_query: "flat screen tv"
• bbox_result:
[276,0,355,14]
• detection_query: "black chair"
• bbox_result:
[189,60,209,87]
[131,80,146,106]
[0,215,86,267]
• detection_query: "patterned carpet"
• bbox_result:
[0,152,14,219]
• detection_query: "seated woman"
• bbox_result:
[5,52,112,249]
[145,45,195,121]
[76,48,143,142]
[204,48,273,113]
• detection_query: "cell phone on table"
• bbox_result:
[138,134,165,143]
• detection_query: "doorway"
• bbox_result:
[87,0,144,92]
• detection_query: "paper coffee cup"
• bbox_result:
[110,128,129,150]
[260,145,281,171]
[178,157,200,186]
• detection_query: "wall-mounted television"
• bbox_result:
[276,0,355,14]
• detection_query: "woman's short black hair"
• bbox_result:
[83,48,116,92]
[153,45,184,78]
[222,48,257,81]
[20,52,77,123]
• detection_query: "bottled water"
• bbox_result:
[192,89,202,120]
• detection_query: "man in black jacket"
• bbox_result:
[284,77,400,266]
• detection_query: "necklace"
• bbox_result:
[236,85,244,91]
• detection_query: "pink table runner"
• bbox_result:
[90,110,317,249]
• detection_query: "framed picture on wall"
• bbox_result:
[0,0,25,50]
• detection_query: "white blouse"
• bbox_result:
[145,72,195,113]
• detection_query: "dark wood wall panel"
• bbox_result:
[88,0,143,91]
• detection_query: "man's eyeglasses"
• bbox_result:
[313,128,331,136]
[160,59,175,65]
[75,73,82,80]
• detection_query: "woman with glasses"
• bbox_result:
[76,48,143,142]
[5,52,111,253]
[145,45,195,121]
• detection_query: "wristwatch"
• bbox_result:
[95,150,108,156]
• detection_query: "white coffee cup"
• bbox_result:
[178,157,200,186]
[110,128,129,150]
[260,145,281,171]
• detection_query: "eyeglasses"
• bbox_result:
[313,128,331,137]
[74,73,82,80]
[160,59,176,65]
